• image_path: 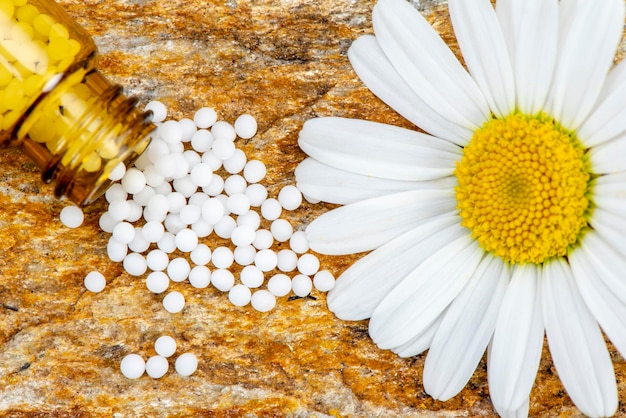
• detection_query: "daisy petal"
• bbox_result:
[369,233,484,349]
[493,400,529,418]
[542,258,617,417]
[545,0,624,130]
[298,117,461,181]
[372,0,490,131]
[327,215,462,320]
[424,254,509,401]
[589,171,626,213]
[306,190,457,255]
[488,264,544,412]
[391,312,444,358]
[448,0,515,118]
[348,35,474,145]
[588,135,626,175]
[588,208,626,258]
[495,0,557,115]
[295,157,457,205]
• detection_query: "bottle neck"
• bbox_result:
[17,68,154,205]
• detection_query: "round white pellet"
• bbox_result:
[179,118,197,142]
[169,142,185,154]
[180,204,202,225]
[252,229,273,250]
[169,153,189,179]
[223,174,247,196]
[237,210,261,230]
[213,216,237,239]
[154,335,177,357]
[107,238,128,262]
[190,244,212,266]
[126,200,144,223]
[132,185,155,207]
[175,353,198,377]
[146,271,170,294]
[267,274,292,297]
[144,166,165,188]
[226,193,251,215]
[215,194,230,215]
[251,290,276,312]
[143,206,165,223]
[212,246,234,269]
[160,120,183,145]
[240,265,264,288]
[173,176,197,198]
[175,228,199,253]
[231,225,257,247]
[123,253,147,276]
[147,194,169,216]
[108,161,126,181]
[292,274,313,297]
[112,222,135,244]
[234,114,257,139]
[145,355,169,379]
[99,212,118,233]
[201,198,225,224]
[121,168,147,194]
[211,269,235,292]
[145,100,167,123]
[278,185,303,210]
[202,151,223,171]
[254,249,278,272]
[277,249,298,272]
[84,271,106,293]
[260,198,282,221]
[313,270,336,292]
[59,205,84,228]
[154,155,176,178]
[157,232,177,253]
[270,219,293,242]
[146,249,169,272]
[244,184,268,207]
[163,291,185,313]
[143,221,165,243]
[234,245,256,266]
[289,231,309,254]
[147,139,170,163]
[164,214,186,235]
[190,163,213,187]
[108,199,131,222]
[129,228,151,253]
[134,152,151,171]
[223,149,247,174]
[243,160,266,183]
[192,218,213,238]
[203,174,224,196]
[188,192,209,208]
[228,284,251,307]
[191,129,214,153]
[154,181,172,195]
[212,137,236,160]
[189,265,211,289]
[194,107,217,128]
[211,120,236,141]
[167,257,191,282]
[120,354,145,379]
[106,183,128,203]
[297,253,320,276]
[183,150,202,168]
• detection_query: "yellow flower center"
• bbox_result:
[454,113,591,264]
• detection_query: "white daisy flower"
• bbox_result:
[295,0,626,416]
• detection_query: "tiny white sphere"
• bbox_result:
[159,120,183,145]
[113,222,136,244]
[291,274,313,297]
[313,270,336,292]
[202,174,225,196]
[270,219,293,242]
[105,183,128,203]
[175,353,198,377]
[132,185,155,207]
[123,252,148,276]
[252,229,273,250]
[108,161,126,181]
[108,199,131,222]
[226,193,251,215]
[157,232,177,253]
[190,244,212,265]
[234,245,256,266]
[190,163,213,187]
[143,166,166,188]
[237,210,261,230]
[128,228,151,253]
[189,265,211,289]
[154,335,177,357]
[134,152,151,171]
[234,114,258,139]
[223,174,247,196]
[267,274,292,297]
[154,181,173,195]
[188,192,209,207]
[169,141,185,155]
[211,120,236,141]
[146,249,169,272]
[154,155,176,178]
[145,100,167,123]
[145,355,169,379]
[169,153,190,179]
[143,221,165,243]
[167,257,191,282]
[120,354,145,379]
[278,185,303,210]
[201,198,225,225]
[143,206,165,223]
[180,204,202,225]
[215,194,230,215]
[60,205,84,229]
[260,198,282,221]
[211,269,235,292]
[183,150,202,168]
[126,200,144,223]
[240,265,264,288]
[192,218,213,238]
[289,231,309,254]
[231,225,257,247]
[243,160,266,183]
[212,137,236,160]
[107,238,128,262]
[228,284,251,307]
[164,214,186,234]
[202,151,223,171]
[211,246,234,269]
[191,129,214,153]
[251,290,276,312]
[84,271,106,293]
[121,168,147,194]
[147,139,170,163]
[297,253,320,276]
[222,149,247,174]
[163,291,185,313]
[99,212,118,233]
[277,249,298,272]
[146,271,170,294]
[173,176,198,198]
[213,216,237,239]
[244,184,268,207]
[254,249,278,272]
[147,194,169,217]
[194,107,217,128]
[179,118,197,142]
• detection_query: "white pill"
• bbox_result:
[202,151,223,171]
[180,204,202,225]
[134,152,151,171]
[144,166,165,188]
[190,244,212,266]
[183,150,201,168]
[143,221,165,243]
[267,274,292,297]
[211,120,236,141]
[194,107,217,128]
[228,284,251,306]
[277,249,298,272]
[226,193,251,215]
[191,129,214,153]
[167,257,191,282]
[211,269,235,292]
[213,216,237,239]
[106,183,128,203]
[254,249,278,272]
[244,184,268,207]
[154,155,176,178]
[240,265,264,288]
[190,163,213,187]
[270,219,293,242]
[146,249,169,271]
[212,137,236,160]
[163,291,185,313]
[251,290,276,312]
[154,181,172,195]
[253,229,273,250]
[234,114,257,139]
[179,118,197,142]
[243,160,266,183]
[201,198,225,225]
[260,198,282,221]
[175,353,198,377]
[231,225,257,247]
[107,238,128,262]
[297,253,320,276]
[203,174,224,196]
[121,168,147,194]
[120,354,145,379]
[173,176,197,198]
[234,245,256,266]
[99,212,118,233]
[126,200,144,223]
[292,274,313,297]
[223,174,247,196]
[123,253,147,276]
[175,228,198,253]
[157,232,177,253]
[223,149,247,174]
[188,192,209,207]
[164,214,186,234]
[154,335,177,357]
[108,199,131,222]
[147,194,169,217]
[112,222,135,244]
[132,185,155,207]
[189,265,211,289]
[289,231,310,254]
[108,161,126,181]
[60,205,84,228]
[146,271,170,294]
[212,246,234,269]
[160,120,183,144]
[169,154,189,179]
[313,270,336,292]
[145,355,169,379]
[192,218,213,238]
[278,185,302,210]
[84,271,106,293]
[145,100,167,123]
[237,210,261,230]
[147,139,170,163]
[128,228,150,253]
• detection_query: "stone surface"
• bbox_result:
[0,0,624,416]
